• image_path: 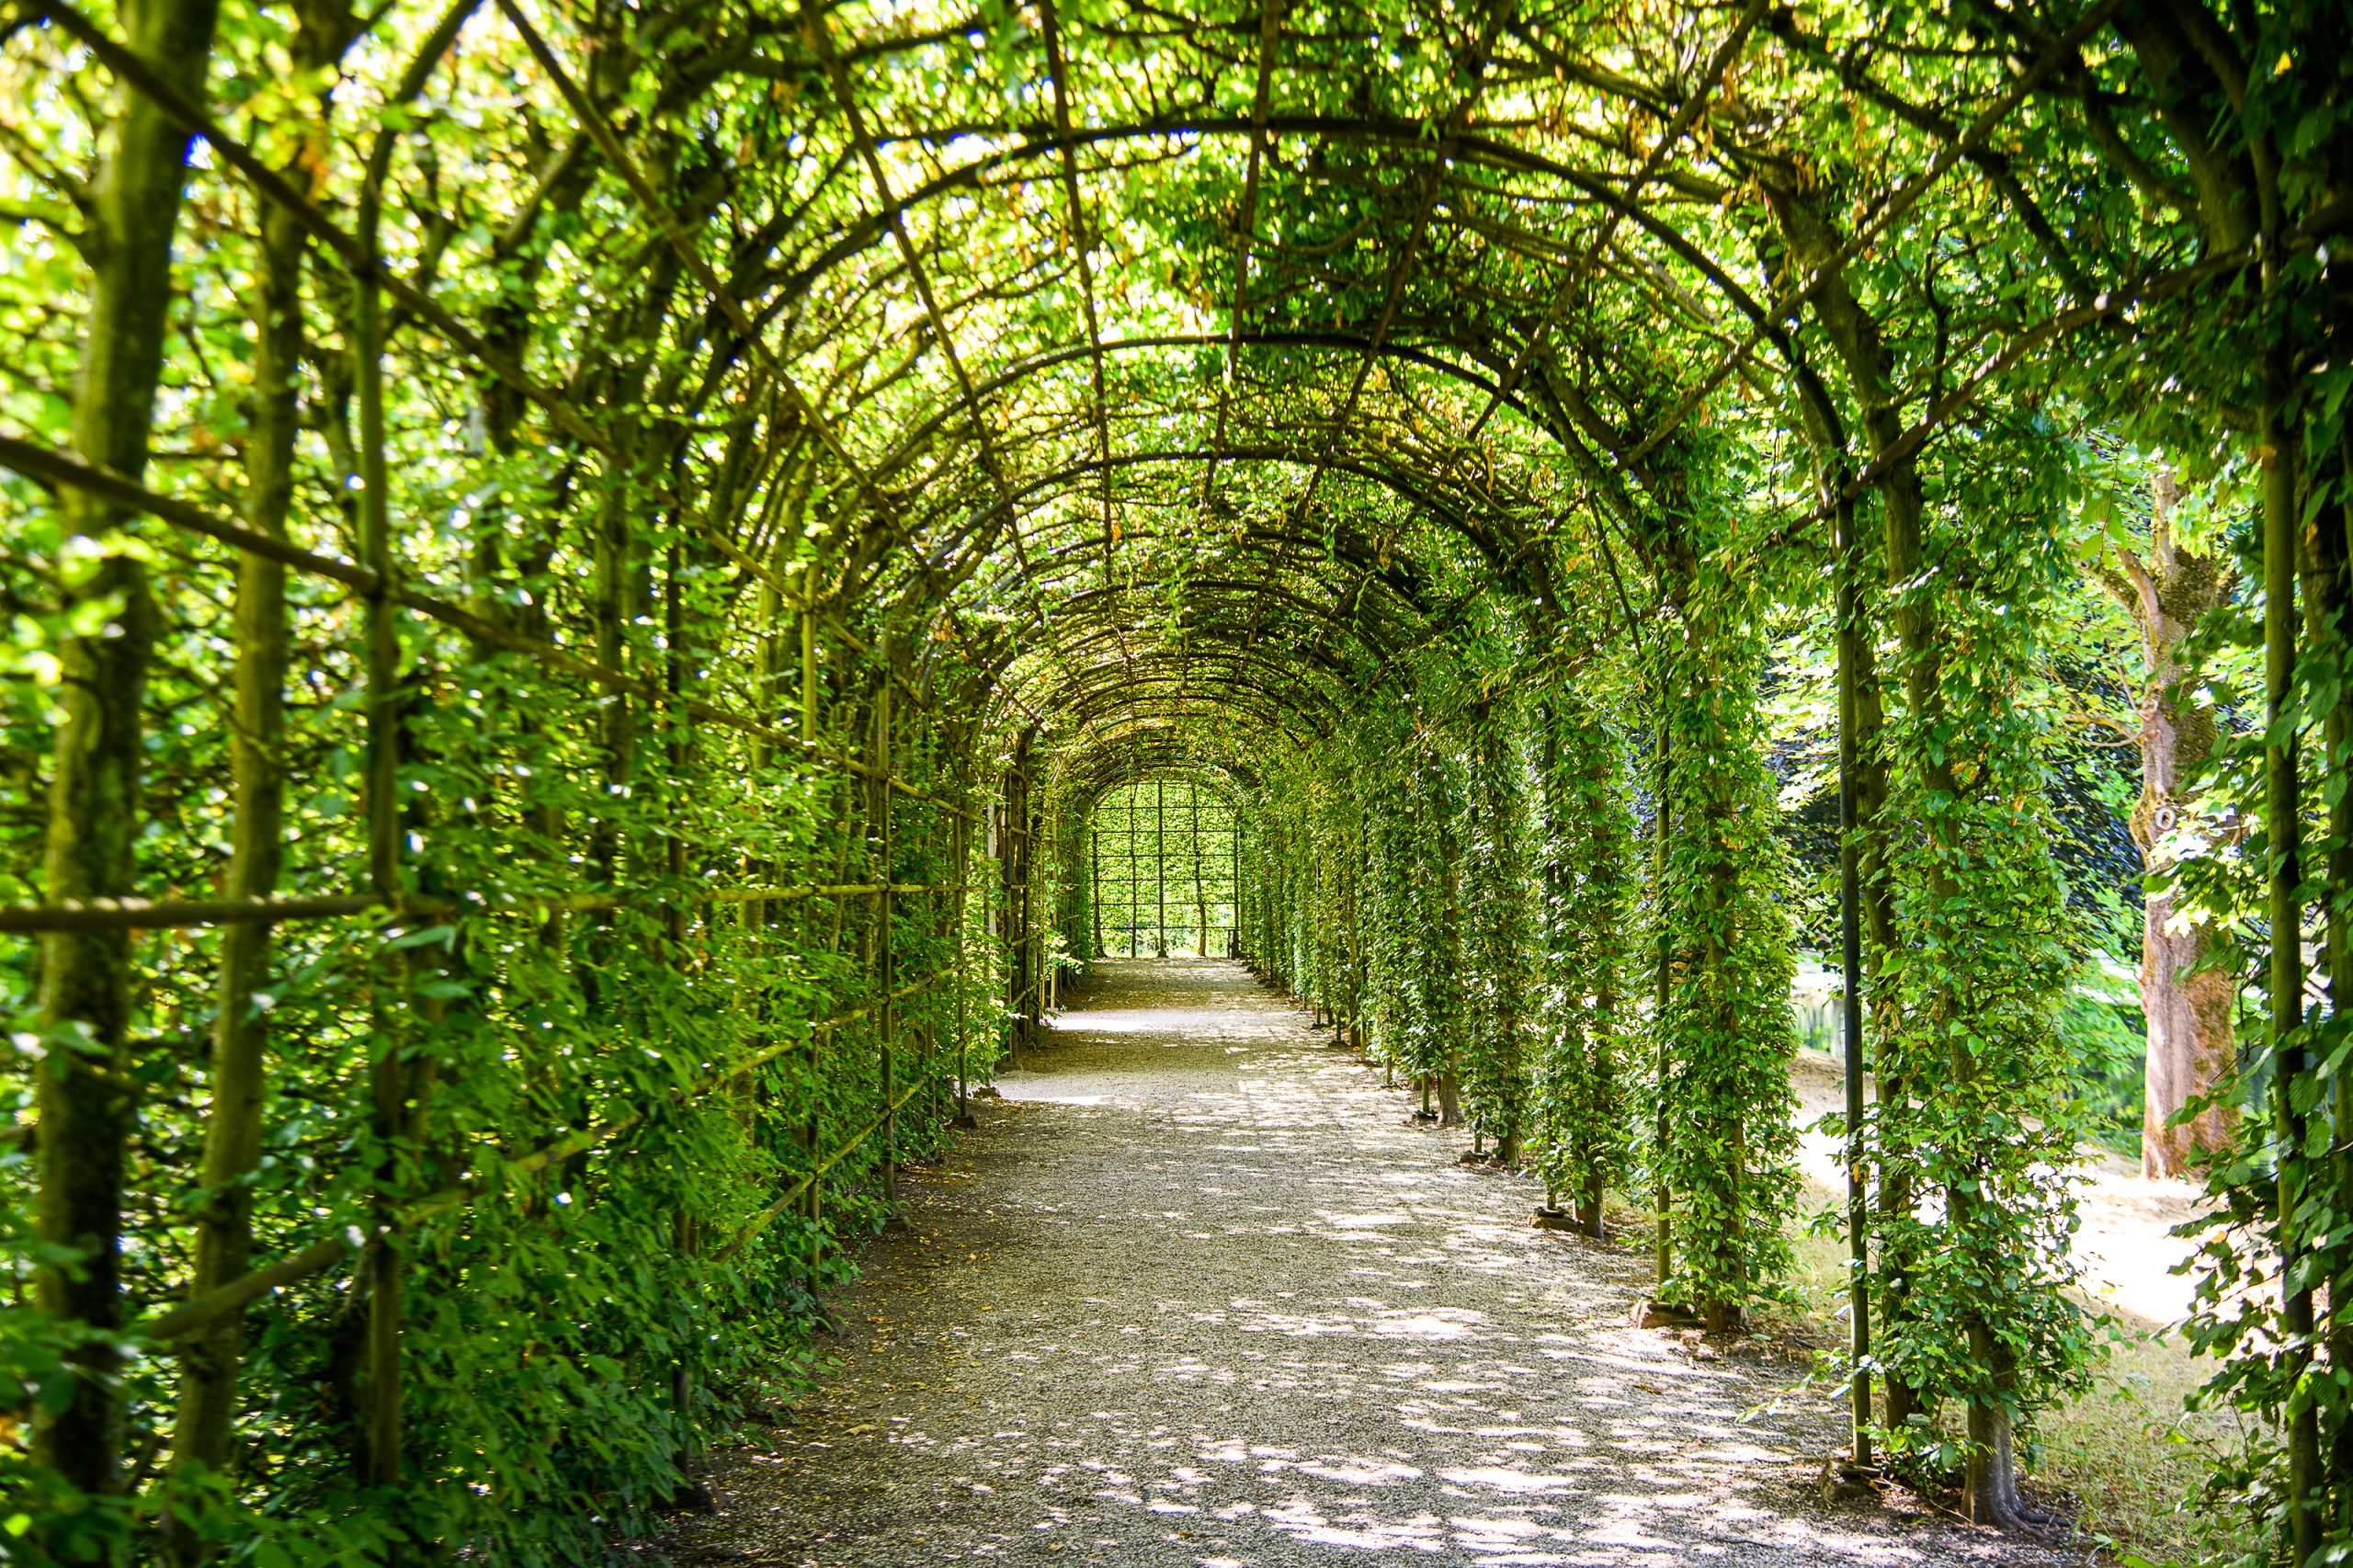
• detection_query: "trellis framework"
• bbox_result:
[1085,778,1239,959]
[1,0,2348,1558]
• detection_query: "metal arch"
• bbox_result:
[1045,674,1341,740]
[895,543,1426,708]
[989,670,1336,748]
[1070,768,1246,823]
[897,448,1565,611]
[1046,711,1276,790]
[1029,584,1397,680]
[865,332,1544,495]
[998,642,1358,733]
[989,508,1436,615]
[1000,642,1353,729]
[1049,746,1259,820]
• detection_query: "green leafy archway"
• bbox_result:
[1,0,2347,1559]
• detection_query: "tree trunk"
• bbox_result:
[2097,466,2233,1179]
[1436,1072,1463,1127]
[34,0,222,1508]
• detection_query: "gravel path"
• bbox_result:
[665,959,2059,1567]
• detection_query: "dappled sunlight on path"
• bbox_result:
[668,960,2058,1566]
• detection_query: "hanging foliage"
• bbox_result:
[1648,555,1802,1331]
[1534,697,1637,1233]
[1461,699,1536,1162]
[4,0,2348,1556]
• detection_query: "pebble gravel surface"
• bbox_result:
[665,959,2073,1568]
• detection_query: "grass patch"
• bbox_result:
[1764,1184,2261,1564]
[2036,1325,2256,1565]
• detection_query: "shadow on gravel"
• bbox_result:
[659,959,2066,1568]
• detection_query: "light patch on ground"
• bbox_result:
[668,960,2084,1568]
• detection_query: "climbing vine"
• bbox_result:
[1534,697,1636,1234]
[1648,548,1802,1330]
[4,0,2349,1558]
[1461,698,1535,1163]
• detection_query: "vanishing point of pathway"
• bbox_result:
[667,960,2048,1567]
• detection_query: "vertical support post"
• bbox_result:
[1191,784,1210,956]
[1013,773,1025,1025]
[355,178,405,1498]
[1652,722,1673,1291]
[1024,749,1041,1039]
[877,664,895,1203]
[1233,816,1244,959]
[1355,810,1374,1045]
[955,799,972,1123]
[995,776,1012,1060]
[1129,784,1140,958]
[664,542,699,1442]
[2261,360,2318,1563]
[926,726,948,1141]
[1836,490,1872,1465]
[803,1108,823,1297]
[801,580,829,1303]
[999,729,1036,1053]
[1156,777,1167,957]
[800,563,819,739]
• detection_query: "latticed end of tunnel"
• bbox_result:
[0,0,2348,1560]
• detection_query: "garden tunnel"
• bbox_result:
[0,0,2349,1561]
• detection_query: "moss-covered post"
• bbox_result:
[1537,698,1631,1240]
[2261,316,2318,1563]
[1654,565,1800,1336]
[33,0,222,1516]
[1464,700,1532,1164]
[168,0,322,1514]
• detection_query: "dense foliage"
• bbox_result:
[1,0,2347,1559]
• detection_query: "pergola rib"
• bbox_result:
[805,0,1106,720]
[870,332,1542,487]
[12,1,2342,1548]
[915,448,1537,614]
[1192,0,1284,540]
[15,0,2175,768]
[1007,608,1371,699]
[1034,0,1147,696]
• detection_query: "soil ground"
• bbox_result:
[664,959,2094,1567]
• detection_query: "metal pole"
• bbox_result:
[1653,722,1673,1290]
[2261,352,2319,1561]
[878,671,894,1203]
[355,181,405,1503]
[1836,491,1871,1466]
[800,563,818,738]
